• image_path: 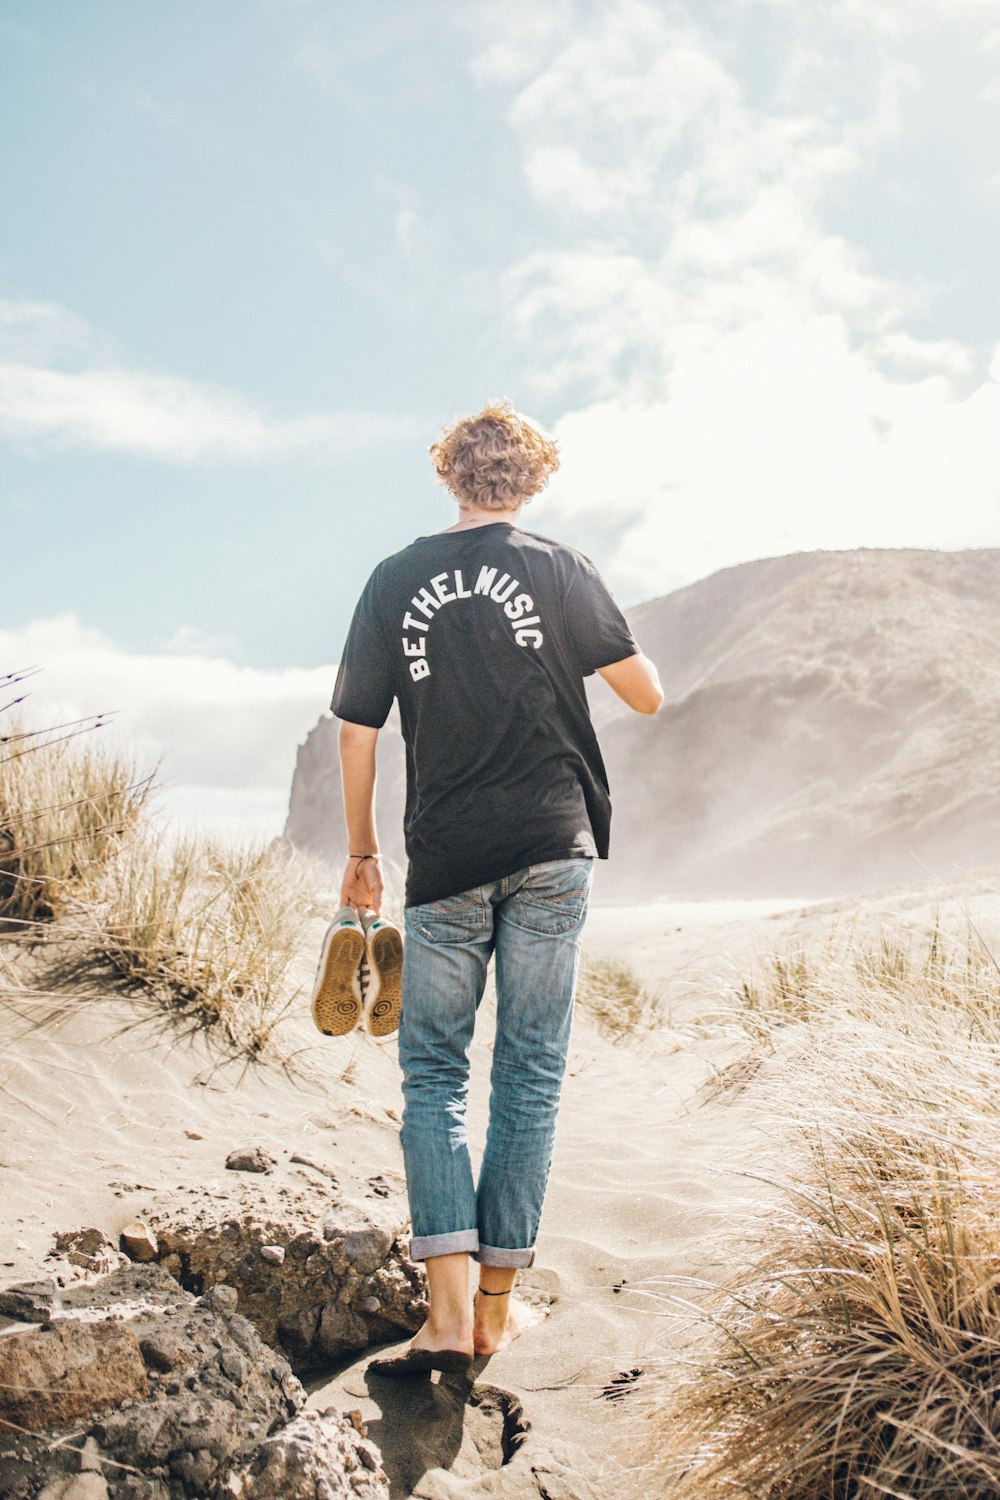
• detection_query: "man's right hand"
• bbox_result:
[340,856,384,915]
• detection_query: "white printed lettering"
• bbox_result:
[431,572,456,604]
[410,658,431,681]
[490,574,518,605]
[401,611,430,632]
[515,628,544,649]
[403,637,426,657]
[454,568,472,598]
[474,565,497,595]
[410,587,441,619]
[504,591,534,622]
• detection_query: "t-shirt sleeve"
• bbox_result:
[563,554,639,677]
[330,568,396,728]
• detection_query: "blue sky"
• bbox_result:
[3,0,999,840]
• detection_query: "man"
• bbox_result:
[330,401,662,1373]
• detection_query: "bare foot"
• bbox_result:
[473,1290,546,1356]
[404,1318,474,1360]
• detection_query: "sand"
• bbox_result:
[4,876,999,1496]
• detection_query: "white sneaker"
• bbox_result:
[359,909,404,1038]
[310,907,366,1036]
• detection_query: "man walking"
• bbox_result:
[330,402,662,1372]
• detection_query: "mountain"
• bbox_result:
[282,548,1000,899]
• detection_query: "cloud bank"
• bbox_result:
[472,0,1000,596]
[1,614,335,844]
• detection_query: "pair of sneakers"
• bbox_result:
[310,906,404,1039]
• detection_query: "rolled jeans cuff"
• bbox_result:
[409,1228,480,1262]
[474,1242,536,1269]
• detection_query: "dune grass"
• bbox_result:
[77,832,325,1054]
[1,681,325,1057]
[0,710,152,928]
[648,919,1000,1498]
[575,956,662,1041]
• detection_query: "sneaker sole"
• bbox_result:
[311,925,365,1036]
[365,925,404,1037]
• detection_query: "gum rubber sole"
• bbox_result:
[365,924,404,1037]
[311,925,365,1036]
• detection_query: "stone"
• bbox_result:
[222,1409,389,1499]
[37,1475,110,1500]
[316,1303,369,1359]
[0,1278,58,1324]
[199,1283,238,1315]
[52,1229,125,1277]
[342,1227,393,1275]
[0,1318,148,1431]
[226,1146,276,1174]
[146,1194,421,1374]
[138,1333,180,1373]
[119,1221,158,1264]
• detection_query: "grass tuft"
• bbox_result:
[575,956,662,1041]
[0,712,152,928]
[649,920,1000,1498]
[2,679,327,1059]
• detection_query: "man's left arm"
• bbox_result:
[339,720,384,913]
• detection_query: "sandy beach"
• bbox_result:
[6,873,998,1496]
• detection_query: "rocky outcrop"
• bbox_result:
[0,1265,388,1500]
[222,1409,386,1499]
[284,547,1000,899]
[143,1190,426,1374]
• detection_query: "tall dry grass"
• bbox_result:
[649,921,1000,1499]
[575,956,663,1042]
[0,709,152,927]
[2,673,324,1057]
[78,832,324,1054]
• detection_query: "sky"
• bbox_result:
[3,0,999,841]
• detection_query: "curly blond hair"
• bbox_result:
[429,401,560,511]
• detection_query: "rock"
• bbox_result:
[37,1475,110,1500]
[317,1303,369,1359]
[52,1229,125,1277]
[138,1333,180,1373]
[146,1194,422,1374]
[222,1409,388,1499]
[0,1278,58,1324]
[0,1264,393,1500]
[199,1283,238,1315]
[119,1221,158,1264]
[226,1146,276,1174]
[184,1130,203,1140]
[343,1227,392,1274]
[0,1318,148,1431]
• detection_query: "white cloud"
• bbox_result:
[0,614,335,844]
[534,323,1000,598]
[470,0,1000,597]
[0,299,411,463]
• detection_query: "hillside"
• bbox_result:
[283,547,1000,899]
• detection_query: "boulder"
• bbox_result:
[0,1317,148,1431]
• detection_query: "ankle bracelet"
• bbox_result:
[477,1287,511,1296]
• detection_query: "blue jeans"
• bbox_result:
[398,857,594,1269]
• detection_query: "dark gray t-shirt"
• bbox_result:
[331,522,637,908]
